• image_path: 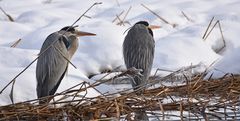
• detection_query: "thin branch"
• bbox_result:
[112,10,124,23]
[116,6,132,26]
[116,14,124,26]
[181,11,194,22]
[180,101,184,121]
[83,15,92,19]
[0,55,39,94]
[115,99,120,120]
[10,39,21,48]
[141,4,177,28]
[204,20,219,41]
[54,45,77,69]
[215,21,226,53]
[0,7,14,22]
[203,19,226,54]
[9,79,16,104]
[158,99,165,121]
[122,6,132,23]
[70,2,102,28]
[202,17,215,39]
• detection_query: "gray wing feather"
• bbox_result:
[123,24,155,90]
[36,32,69,98]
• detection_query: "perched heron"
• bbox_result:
[123,21,160,92]
[36,26,95,103]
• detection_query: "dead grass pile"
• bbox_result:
[0,69,240,120]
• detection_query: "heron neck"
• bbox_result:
[68,37,79,59]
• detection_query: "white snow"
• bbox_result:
[0,0,240,106]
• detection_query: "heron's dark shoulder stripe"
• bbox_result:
[59,35,70,49]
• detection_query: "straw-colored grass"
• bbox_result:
[0,68,239,120]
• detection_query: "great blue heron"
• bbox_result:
[123,21,160,92]
[36,26,95,103]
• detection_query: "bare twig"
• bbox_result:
[215,21,226,53]
[203,18,226,53]
[122,6,132,23]
[116,6,132,26]
[180,101,184,121]
[158,99,165,121]
[83,15,92,19]
[202,17,215,39]
[0,7,14,22]
[54,45,77,69]
[141,4,177,28]
[204,20,219,41]
[0,55,39,94]
[115,99,120,120]
[116,14,124,26]
[181,11,194,22]
[9,79,16,104]
[112,10,124,23]
[10,39,21,48]
[69,2,102,28]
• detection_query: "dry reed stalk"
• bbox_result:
[202,17,215,39]
[122,6,132,23]
[215,21,226,53]
[10,39,21,48]
[54,45,77,69]
[158,99,165,121]
[114,99,120,120]
[0,55,38,94]
[0,7,14,22]
[116,14,124,25]
[180,101,184,121]
[181,11,194,22]
[202,18,226,53]
[83,15,92,19]
[204,20,219,41]
[9,78,16,104]
[116,6,132,26]
[112,10,124,23]
[141,4,177,28]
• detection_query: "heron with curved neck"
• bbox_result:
[36,26,96,103]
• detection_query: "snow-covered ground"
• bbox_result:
[0,0,240,105]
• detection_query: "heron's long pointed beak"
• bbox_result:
[148,25,161,30]
[75,31,96,37]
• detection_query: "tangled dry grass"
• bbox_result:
[0,67,240,121]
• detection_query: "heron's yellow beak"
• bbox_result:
[148,25,161,30]
[75,30,96,37]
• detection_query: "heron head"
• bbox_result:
[135,21,161,36]
[60,26,96,38]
